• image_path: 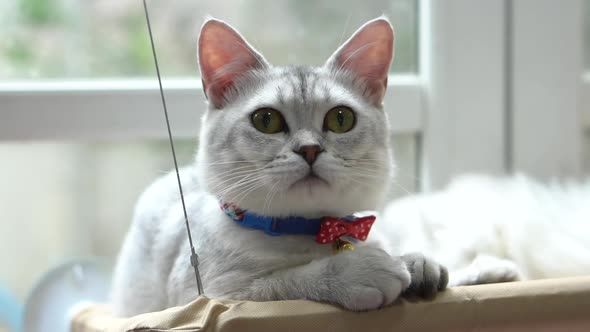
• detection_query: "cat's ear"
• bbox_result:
[325,17,394,106]
[198,19,269,109]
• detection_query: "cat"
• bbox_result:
[110,17,447,317]
[380,174,590,286]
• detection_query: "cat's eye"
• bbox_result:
[324,106,355,133]
[251,108,286,134]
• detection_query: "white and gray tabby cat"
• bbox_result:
[111,17,448,317]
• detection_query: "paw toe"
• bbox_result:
[438,264,449,290]
[402,253,448,298]
[346,287,384,311]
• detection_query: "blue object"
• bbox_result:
[22,259,110,332]
[221,202,360,236]
[236,212,324,236]
[0,283,22,332]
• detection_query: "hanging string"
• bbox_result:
[142,0,204,296]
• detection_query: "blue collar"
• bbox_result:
[235,213,323,236]
[220,202,354,236]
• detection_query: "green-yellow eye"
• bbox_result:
[251,108,286,134]
[324,106,355,133]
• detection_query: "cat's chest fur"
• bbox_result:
[154,180,383,305]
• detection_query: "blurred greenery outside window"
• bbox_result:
[0,0,418,79]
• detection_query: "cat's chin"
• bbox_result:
[233,186,379,218]
[288,173,330,192]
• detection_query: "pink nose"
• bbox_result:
[295,145,323,165]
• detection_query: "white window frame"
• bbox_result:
[420,0,590,189]
[0,76,422,140]
[420,0,508,190]
[510,0,586,179]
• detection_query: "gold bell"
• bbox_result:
[332,238,355,254]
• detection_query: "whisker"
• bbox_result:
[213,176,262,198]
[213,165,265,181]
[338,13,353,48]
[210,169,262,190]
[196,160,269,166]
[346,166,383,175]
[263,180,281,215]
[389,182,414,195]
[212,164,260,177]
[212,172,266,198]
[233,181,267,207]
[344,158,386,162]
[247,150,275,158]
[347,176,370,186]
[347,172,381,183]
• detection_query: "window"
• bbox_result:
[1,0,417,79]
[0,0,420,306]
[1,1,589,322]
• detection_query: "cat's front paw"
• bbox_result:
[325,247,411,311]
[449,254,522,286]
[401,252,448,298]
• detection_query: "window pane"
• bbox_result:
[0,135,417,301]
[0,0,418,80]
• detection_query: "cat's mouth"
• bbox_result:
[289,171,330,190]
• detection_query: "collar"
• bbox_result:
[220,202,376,244]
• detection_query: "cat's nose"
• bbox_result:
[295,145,323,165]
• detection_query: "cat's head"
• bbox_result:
[196,17,395,217]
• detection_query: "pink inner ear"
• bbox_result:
[332,19,394,103]
[198,20,266,109]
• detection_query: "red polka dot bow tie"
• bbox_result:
[315,215,376,244]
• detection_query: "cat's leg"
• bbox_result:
[449,254,523,286]
[110,171,189,316]
[231,247,446,311]
[110,223,167,316]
